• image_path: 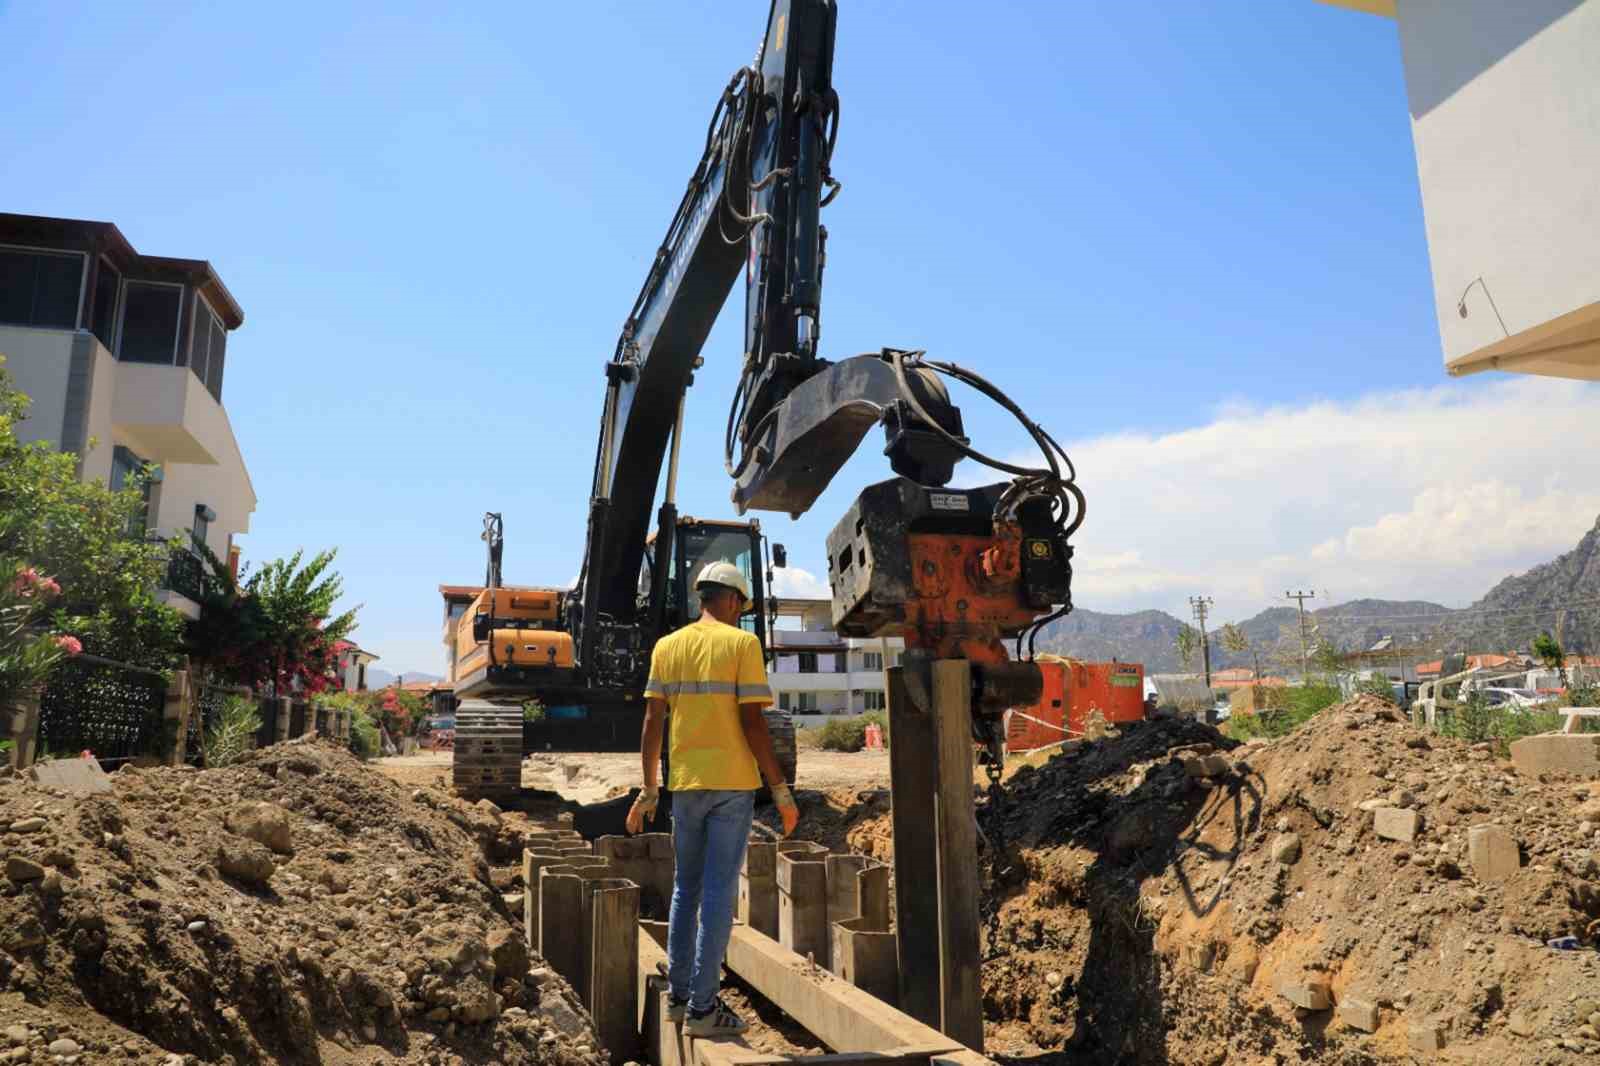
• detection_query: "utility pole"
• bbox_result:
[1189,596,1214,688]
[1286,590,1316,679]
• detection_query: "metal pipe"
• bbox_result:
[663,394,687,506]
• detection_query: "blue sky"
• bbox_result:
[11,1,1585,675]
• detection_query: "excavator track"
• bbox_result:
[452,699,524,803]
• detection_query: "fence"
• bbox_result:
[36,653,166,768]
[186,682,255,766]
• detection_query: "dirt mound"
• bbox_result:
[975,696,1600,1063]
[0,738,605,1066]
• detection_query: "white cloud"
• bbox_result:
[1036,377,1600,622]
[771,566,831,599]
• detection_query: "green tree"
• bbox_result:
[1532,631,1565,686]
[1174,624,1200,672]
[0,357,184,671]
[188,541,358,695]
[1220,622,1262,678]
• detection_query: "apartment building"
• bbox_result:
[0,212,257,618]
[769,597,904,721]
[1322,1,1599,379]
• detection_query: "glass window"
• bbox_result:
[190,293,228,399]
[778,692,790,711]
[834,652,847,673]
[679,527,756,598]
[0,247,83,329]
[119,281,182,363]
[863,652,883,671]
[90,260,120,348]
[863,690,886,711]
[193,504,211,548]
[797,692,818,712]
[109,446,153,535]
[799,652,818,674]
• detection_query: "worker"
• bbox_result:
[626,560,800,1036]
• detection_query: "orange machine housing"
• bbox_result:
[1006,659,1145,753]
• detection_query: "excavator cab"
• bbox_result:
[641,518,768,647]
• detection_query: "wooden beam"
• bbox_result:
[886,666,940,1028]
[930,660,983,1052]
[721,925,992,1060]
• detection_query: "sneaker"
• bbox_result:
[684,998,749,1037]
[666,995,689,1023]
[656,962,688,1022]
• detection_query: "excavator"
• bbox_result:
[449,0,1084,808]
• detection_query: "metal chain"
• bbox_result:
[979,759,1010,962]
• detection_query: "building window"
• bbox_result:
[797,692,818,713]
[109,445,154,535]
[189,291,227,400]
[834,652,847,673]
[0,247,84,330]
[193,503,214,548]
[862,652,883,671]
[778,692,790,711]
[90,259,120,348]
[798,652,818,674]
[118,281,183,364]
[863,690,886,711]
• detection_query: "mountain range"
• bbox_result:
[1035,513,1600,676]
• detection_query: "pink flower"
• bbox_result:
[38,577,61,598]
[9,568,61,599]
[56,635,83,656]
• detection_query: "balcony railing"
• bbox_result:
[771,629,845,649]
[163,545,204,603]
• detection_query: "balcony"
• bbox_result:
[771,629,846,650]
[112,361,227,465]
[155,544,204,620]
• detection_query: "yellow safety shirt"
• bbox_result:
[643,617,772,791]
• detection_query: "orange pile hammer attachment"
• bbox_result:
[826,478,1073,773]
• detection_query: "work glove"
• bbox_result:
[626,785,659,835]
[772,783,799,838]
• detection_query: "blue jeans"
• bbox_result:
[668,789,755,1013]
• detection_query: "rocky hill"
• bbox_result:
[1035,513,1600,672]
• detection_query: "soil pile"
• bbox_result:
[976,696,1600,1064]
[0,738,605,1066]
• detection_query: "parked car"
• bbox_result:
[1478,687,1540,709]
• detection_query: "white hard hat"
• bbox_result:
[695,561,751,605]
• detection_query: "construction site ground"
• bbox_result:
[7,699,1600,1065]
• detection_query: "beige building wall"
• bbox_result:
[0,324,255,558]
[1323,0,1600,379]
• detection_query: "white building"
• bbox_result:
[1322,1,1600,379]
[0,213,257,618]
[769,597,903,724]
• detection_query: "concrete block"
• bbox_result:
[28,757,111,795]
[1339,996,1380,1033]
[1276,975,1332,1011]
[1373,807,1420,843]
[1467,824,1520,882]
[778,851,829,966]
[1407,1019,1445,1052]
[1510,733,1600,778]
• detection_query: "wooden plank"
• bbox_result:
[886,666,940,1028]
[930,660,984,1052]
[722,925,988,1059]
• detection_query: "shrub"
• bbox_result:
[523,699,546,723]
[1226,681,1343,740]
[203,694,261,768]
[816,717,868,752]
[1354,675,1399,704]
[348,703,381,758]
